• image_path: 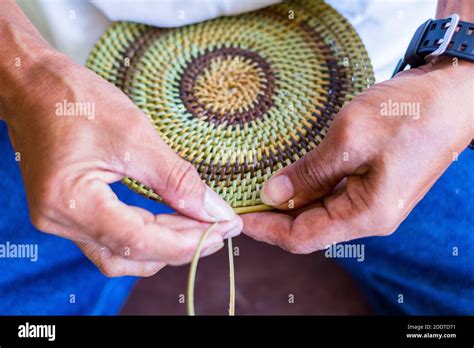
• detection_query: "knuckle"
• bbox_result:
[121,231,147,258]
[345,179,372,213]
[94,194,115,217]
[99,224,146,258]
[342,181,377,230]
[98,261,125,278]
[278,222,314,254]
[344,177,400,237]
[29,211,51,232]
[332,108,358,145]
[296,149,333,193]
[333,115,350,138]
[334,103,357,124]
[124,113,154,140]
[166,159,199,197]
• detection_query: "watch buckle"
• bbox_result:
[391,19,432,77]
[425,13,460,63]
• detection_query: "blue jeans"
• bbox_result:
[336,148,474,315]
[0,120,472,314]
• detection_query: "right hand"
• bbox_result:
[1,49,242,277]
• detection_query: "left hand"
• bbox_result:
[242,59,474,253]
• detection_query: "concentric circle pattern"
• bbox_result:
[86,0,374,213]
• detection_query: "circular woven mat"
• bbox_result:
[86,0,374,214]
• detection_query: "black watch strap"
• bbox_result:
[393,14,474,151]
[392,14,474,77]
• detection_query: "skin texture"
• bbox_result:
[243,0,474,253]
[242,61,474,252]
[0,1,242,277]
[0,0,472,275]
[242,0,474,252]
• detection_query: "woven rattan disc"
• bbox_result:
[86,0,374,214]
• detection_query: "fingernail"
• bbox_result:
[260,175,294,205]
[204,187,236,221]
[223,225,242,239]
[201,241,225,257]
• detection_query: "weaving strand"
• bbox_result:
[86,0,375,213]
[86,0,374,316]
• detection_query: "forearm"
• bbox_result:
[431,0,474,137]
[0,0,47,41]
[0,0,60,120]
[436,0,474,21]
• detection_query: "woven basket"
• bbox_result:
[86,0,374,214]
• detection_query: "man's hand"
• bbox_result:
[0,22,242,277]
[242,60,473,253]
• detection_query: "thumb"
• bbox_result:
[260,121,367,210]
[123,135,237,223]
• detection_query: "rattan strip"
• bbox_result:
[86,0,374,212]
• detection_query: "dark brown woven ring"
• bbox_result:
[86,0,375,213]
[180,47,277,125]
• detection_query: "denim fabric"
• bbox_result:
[0,121,172,314]
[336,149,474,314]
[0,119,472,314]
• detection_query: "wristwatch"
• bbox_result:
[392,13,474,149]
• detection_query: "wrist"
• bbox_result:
[0,22,65,121]
[421,55,474,83]
[413,59,474,142]
[436,0,474,22]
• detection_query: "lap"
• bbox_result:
[337,150,474,314]
[0,121,171,314]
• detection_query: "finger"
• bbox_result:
[259,109,371,210]
[272,180,348,218]
[242,207,349,254]
[243,174,396,253]
[122,125,236,223]
[70,179,242,265]
[75,241,166,277]
[241,212,295,248]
